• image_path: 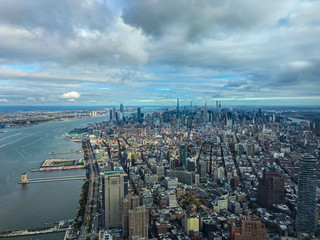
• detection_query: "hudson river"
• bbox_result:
[0,116,106,240]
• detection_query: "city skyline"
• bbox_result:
[0,0,320,106]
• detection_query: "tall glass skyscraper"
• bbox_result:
[296,154,317,237]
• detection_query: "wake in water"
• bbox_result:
[14,133,49,160]
[0,135,29,149]
[0,133,22,142]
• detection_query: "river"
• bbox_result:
[0,116,107,239]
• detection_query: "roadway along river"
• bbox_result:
[0,116,106,240]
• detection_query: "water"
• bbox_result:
[0,116,106,239]
[288,117,310,124]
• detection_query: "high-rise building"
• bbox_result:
[129,205,149,240]
[246,142,255,157]
[109,109,113,121]
[230,176,240,190]
[163,110,170,123]
[238,144,245,156]
[257,169,285,209]
[198,161,207,183]
[177,98,180,118]
[113,107,116,121]
[120,103,124,113]
[137,107,142,123]
[296,155,317,237]
[180,144,187,168]
[103,170,128,228]
[204,101,208,124]
[120,103,124,120]
[123,195,140,238]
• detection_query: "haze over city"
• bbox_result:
[0,0,320,106]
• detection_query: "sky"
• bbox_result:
[0,0,320,107]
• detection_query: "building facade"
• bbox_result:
[104,171,128,228]
[296,155,317,237]
[257,170,285,209]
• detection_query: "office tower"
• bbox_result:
[129,205,149,240]
[113,107,116,121]
[177,98,180,117]
[109,109,113,121]
[231,218,268,240]
[187,159,196,172]
[137,107,142,123]
[163,110,170,123]
[246,142,255,157]
[104,170,128,228]
[216,100,219,121]
[204,101,208,124]
[120,103,124,113]
[238,144,245,156]
[230,176,240,190]
[120,103,124,120]
[258,108,262,117]
[257,170,285,209]
[296,155,317,237]
[180,144,187,168]
[123,195,140,238]
[198,161,207,183]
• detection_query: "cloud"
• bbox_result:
[67,99,76,102]
[61,91,80,99]
[0,0,320,106]
[0,98,8,102]
[0,0,148,66]
[289,61,312,70]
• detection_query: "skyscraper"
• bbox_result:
[120,103,124,120]
[103,170,128,228]
[204,101,208,124]
[137,107,142,123]
[109,109,113,121]
[296,155,317,237]
[257,169,285,209]
[198,161,207,183]
[180,144,187,168]
[113,107,116,121]
[177,98,180,117]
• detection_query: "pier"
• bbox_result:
[0,220,71,238]
[19,173,86,184]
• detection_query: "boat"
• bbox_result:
[0,130,8,133]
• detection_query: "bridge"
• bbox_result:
[19,173,86,184]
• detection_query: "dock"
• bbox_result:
[19,173,86,184]
[0,220,71,238]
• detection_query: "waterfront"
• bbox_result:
[0,116,106,239]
